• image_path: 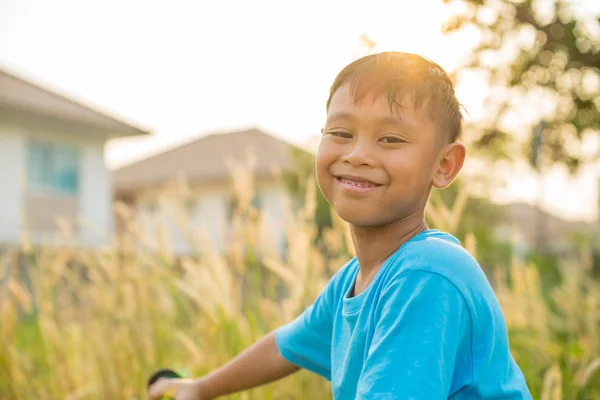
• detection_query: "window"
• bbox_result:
[27,140,80,195]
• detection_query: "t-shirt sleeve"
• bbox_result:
[357,270,472,399]
[274,277,336,380]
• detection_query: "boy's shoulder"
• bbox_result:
[328,230,493,305]
[400,229,476,268]
[384,229,490,294]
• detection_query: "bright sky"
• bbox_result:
[1,0,598,222]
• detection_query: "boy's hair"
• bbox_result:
[326,52,463,143]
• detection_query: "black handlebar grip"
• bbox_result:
[147,368,182,398]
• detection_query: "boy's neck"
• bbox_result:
[351,215,428,279]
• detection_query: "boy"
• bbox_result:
[149,52,532,399]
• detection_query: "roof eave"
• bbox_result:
[0,67,152,138]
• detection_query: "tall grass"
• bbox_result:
[0,169,599,399]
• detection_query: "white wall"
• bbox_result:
[258,186,289,256]
[137,185,230,255]
[192,190,228,251]
[184,183,290,257]
[134,181,291,257]
[0,124,24,244]
[79,140,112,245]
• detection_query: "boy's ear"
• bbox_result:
[432,142,466,189]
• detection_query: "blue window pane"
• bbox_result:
[54,147,79,192]
[27,140,80,195]
[27,142,46,187]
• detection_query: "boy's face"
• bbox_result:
[317,82,451,227]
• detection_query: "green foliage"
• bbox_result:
[496,259,600,399]
[1,175,599,399]
[444,0,600,171]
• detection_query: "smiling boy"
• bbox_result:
[149,52,533,399]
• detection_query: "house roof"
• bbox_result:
[114,128,310,192]
[0,67,150,137]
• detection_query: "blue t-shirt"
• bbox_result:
[275,229,532,399]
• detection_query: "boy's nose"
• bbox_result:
[342,139,375,167]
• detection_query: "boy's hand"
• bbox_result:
[146,332,297,399]
[148,377,211,400]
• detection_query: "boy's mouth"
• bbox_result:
[336,177,378,188]
[334,174,381,187]
[334,174,382,192]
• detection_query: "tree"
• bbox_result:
[443,0,600,172]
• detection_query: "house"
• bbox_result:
[497,202,599,254]
[113,128,310,255]
[0,67,150,247]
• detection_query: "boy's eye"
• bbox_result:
[380,136,405,144]
[329,131,353,139]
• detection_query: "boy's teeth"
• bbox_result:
[340,178,375,187]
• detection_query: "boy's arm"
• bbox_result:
[148,331,299,400]
[200,331,300,398]
[150,271,339,399]
[202,271,338,396]
[357,270,471,400]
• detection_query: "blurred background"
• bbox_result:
[0,0,599,399]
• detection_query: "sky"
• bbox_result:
[1,0,598,222]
